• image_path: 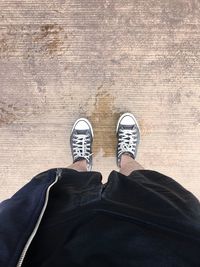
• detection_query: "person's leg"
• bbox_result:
[116,113,142,176]
[70,118,94,171]
[67,159,87,172]
[119,153,144,176]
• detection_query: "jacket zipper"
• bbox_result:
[16,168,62,267]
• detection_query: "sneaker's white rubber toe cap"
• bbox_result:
[74,120,90,131]
[72,118,94,137]
[120,114,136,126]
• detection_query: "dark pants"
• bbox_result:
[21,169,200,267]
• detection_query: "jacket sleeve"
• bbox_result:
[0,169,57,267]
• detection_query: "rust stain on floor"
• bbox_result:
[0,101,19,126]
[33,24,64,55]
[0,38,9,54]
[139,119,153,136]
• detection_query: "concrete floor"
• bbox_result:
[0,0,200,201]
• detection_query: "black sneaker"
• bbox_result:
[116,113,140,168]
[70,118,93,171]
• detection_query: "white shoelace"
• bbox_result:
[118,128,138,157]
[72,134,92,162]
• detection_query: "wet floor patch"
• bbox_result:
[88,87,122,157]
